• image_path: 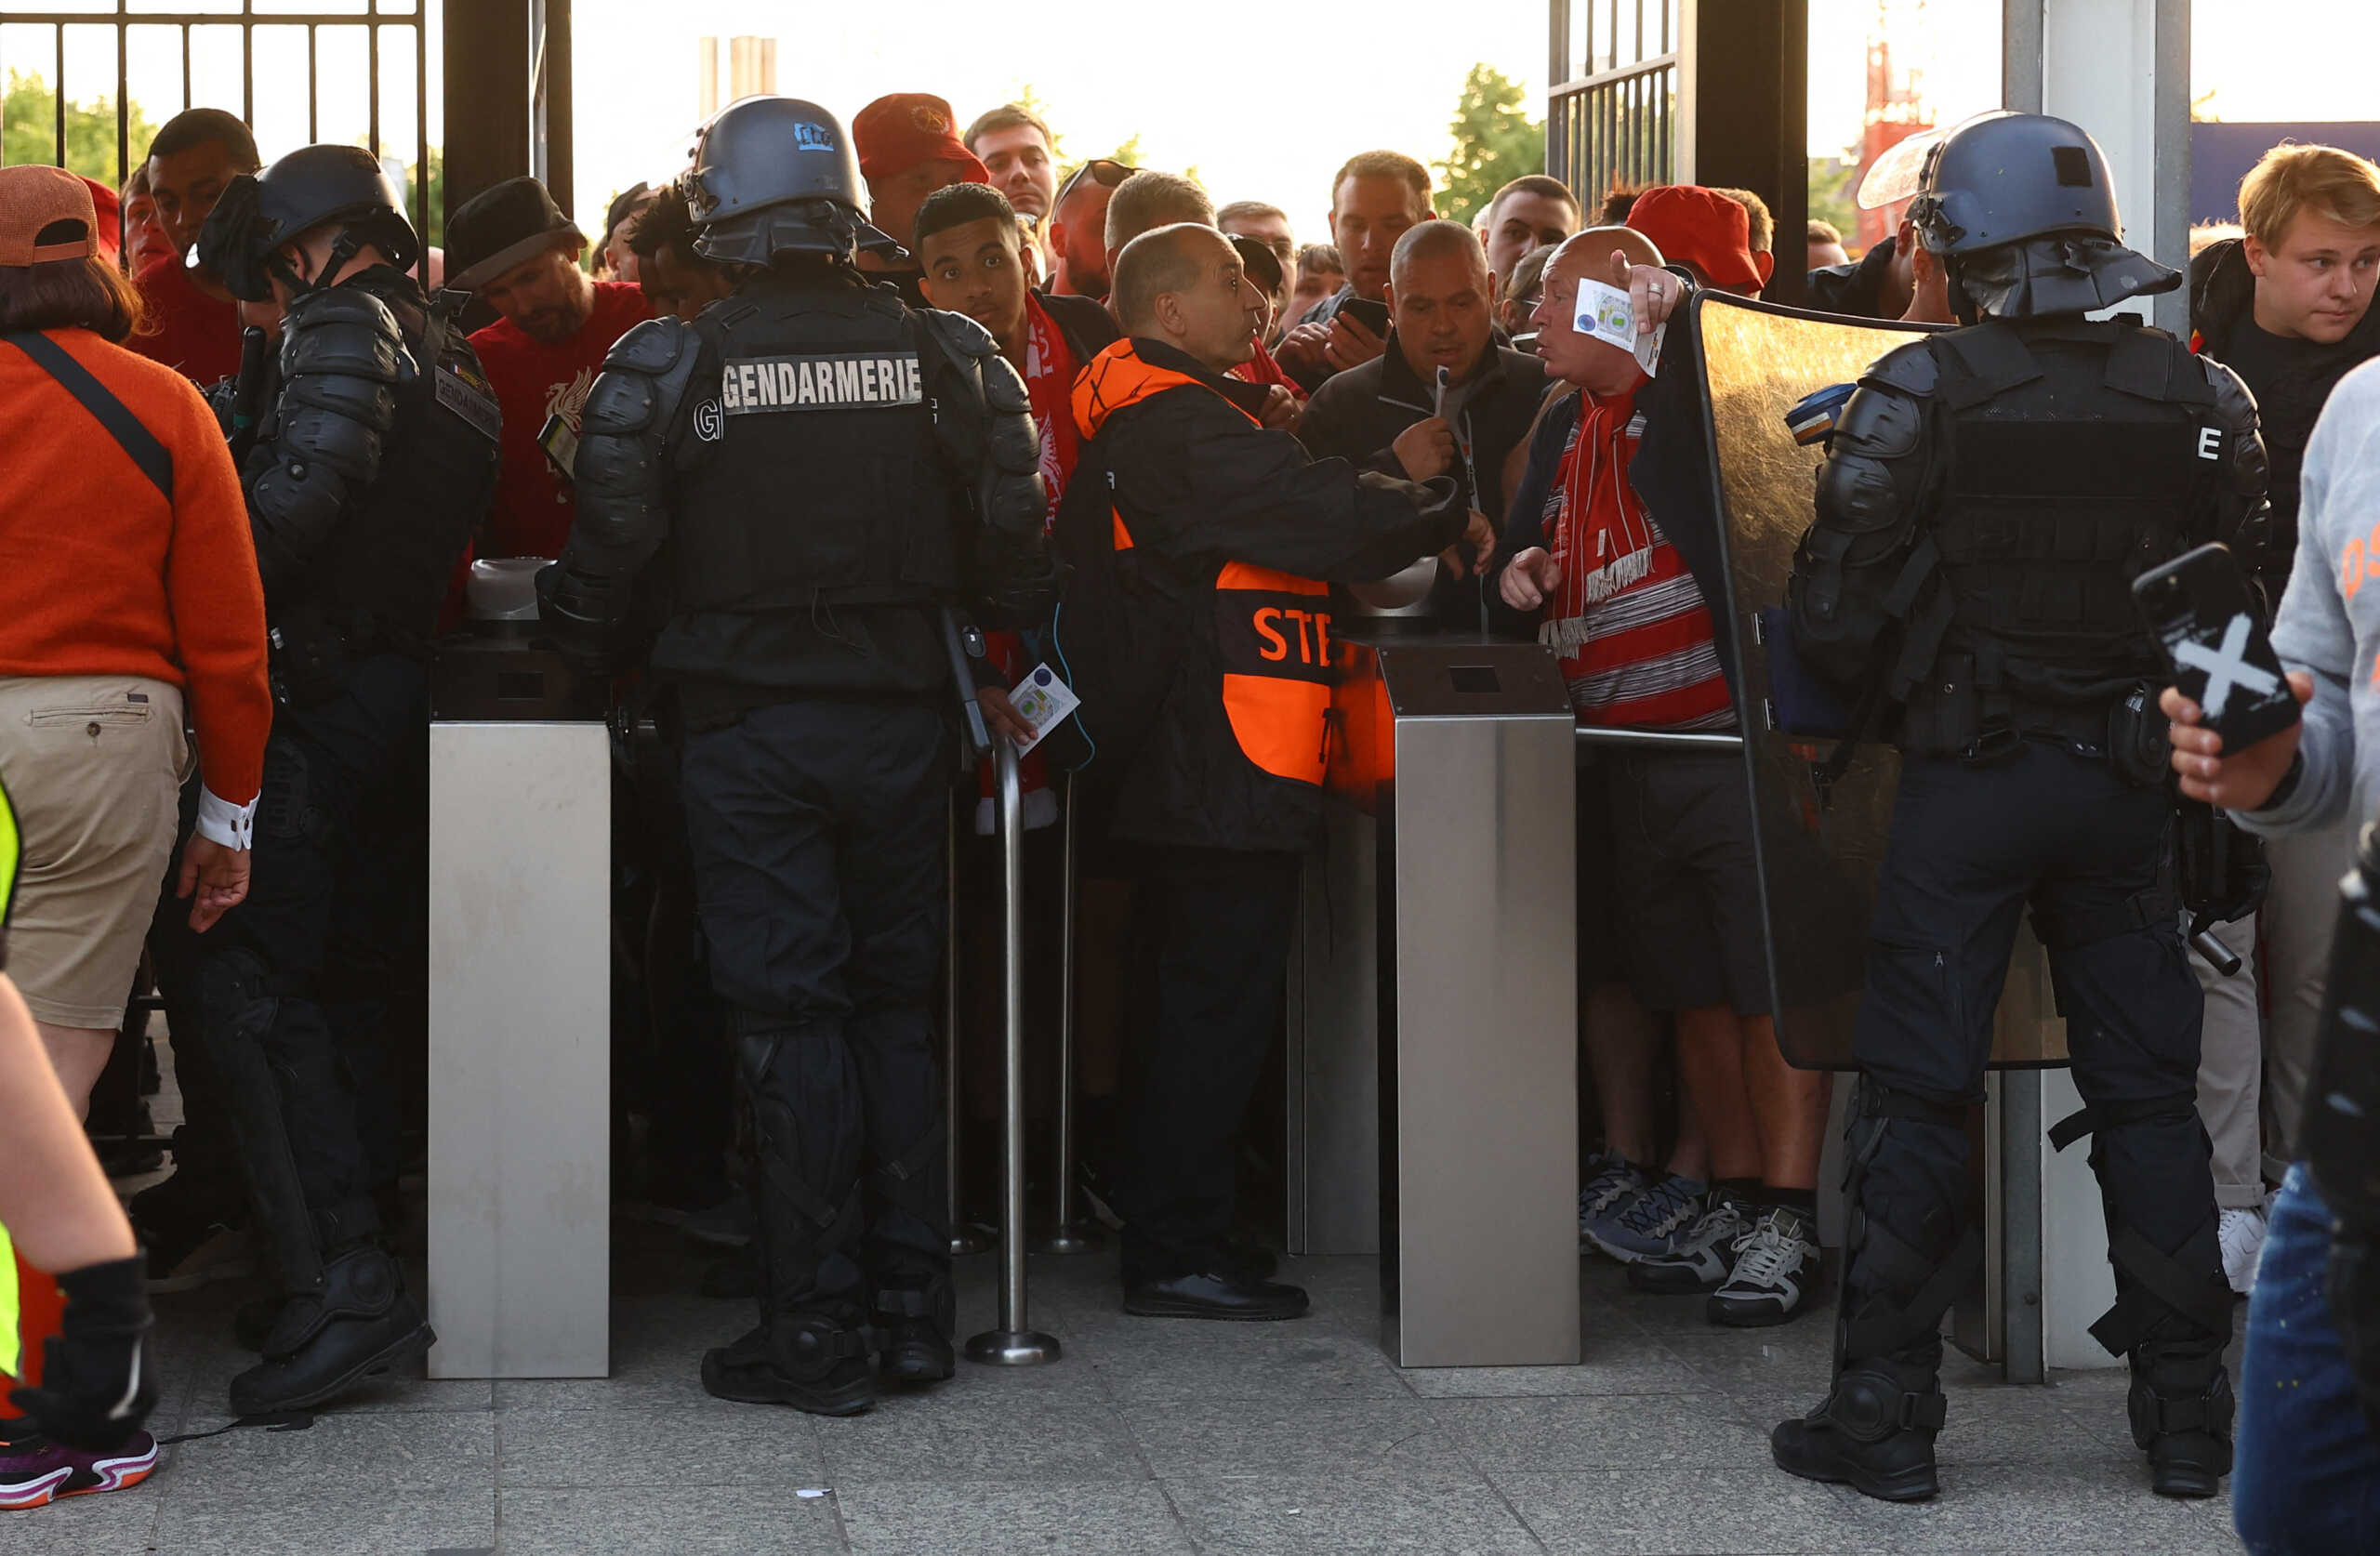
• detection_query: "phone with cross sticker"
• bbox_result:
[2132,542,2300,754]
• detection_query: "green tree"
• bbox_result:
[1435,63,1543,228]
[3,69,158,185]
[407,145,444,249]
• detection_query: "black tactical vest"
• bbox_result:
[312,268,500,642]
[1924,318,2217,705]
[672,273,962,615]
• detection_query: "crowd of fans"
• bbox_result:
[0,80,2376,1546]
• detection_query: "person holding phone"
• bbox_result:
[2162,354,2380,1556]
[1756,112,2270,1504]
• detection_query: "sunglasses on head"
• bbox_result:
[1056,158,1135,203]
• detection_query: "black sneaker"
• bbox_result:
[700,1320,875,1417]
[1124,1271,1309,1322]
[1710,1207,1821,1326]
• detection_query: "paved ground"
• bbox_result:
[4,1211,2250,1556]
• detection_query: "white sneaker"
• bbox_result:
[2220,1206,2268,1296]
[1710,1206,1820,1327]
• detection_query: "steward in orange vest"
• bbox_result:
[1075,225,1469,1321]
[1071,333,1467,853]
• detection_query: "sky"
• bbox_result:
[2,0,2374,243]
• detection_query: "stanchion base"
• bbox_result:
[1028,1223,1106,1256]
[964,1328,1062,1366]
[950,1224,997,1257]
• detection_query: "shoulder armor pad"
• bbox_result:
[977,349,1033,418]
[2202,355,2260,431]
[1860,338,1938,398]
[918,307,1000,362]
[602,314,696,376]
[283,283,401,339]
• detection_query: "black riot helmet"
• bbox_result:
[197,143,418,302]
[1907,111,2179,321]
[684,97,902,266]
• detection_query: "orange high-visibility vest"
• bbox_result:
[1073,342,1334,785]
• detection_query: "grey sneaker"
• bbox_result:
[1711,1206,1820,1326]
[1629,1192,1753,1294]
[1579,1152,1647,1247]
[1585,1172,1706,1263]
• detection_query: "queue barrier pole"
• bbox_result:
[1032,774,1104,1255]
[965,737,1062,1365]
[946,795,994,1258]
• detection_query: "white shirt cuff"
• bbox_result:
[193,785,257,850]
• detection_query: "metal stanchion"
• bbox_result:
[1033,774,1103,1255]
[946,795,994,1258]
[966,738,1062,1365]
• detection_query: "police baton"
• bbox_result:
[941,609,992,765]
[966,734,1062,1366]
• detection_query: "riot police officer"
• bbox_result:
[540,97,1055,1417]
[1772,112,2269,1501]
[190,145,499,1414]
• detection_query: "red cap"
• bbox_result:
[1625,184,1773,294]
[81,177,122,264]
[853,94,990,191]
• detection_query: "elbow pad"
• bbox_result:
[247,285,406,589]
[919,308,1050,536]
[2202,358,2276,554]
[553,317,699,625]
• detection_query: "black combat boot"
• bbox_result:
[1770,1351,1948,1502]
[702,1314,876,1416]
[228,1243,433,1415]
[2130,1342,2234,1497]
[874,1286,956,1385]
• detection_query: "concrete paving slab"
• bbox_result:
[838,1480,1196,1555]
[497,1485,845,1554]
[1166,1469,1546,1556]
[496,1403,824,1488]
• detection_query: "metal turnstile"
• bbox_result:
[1290,634,1580,1367]
[426,637,611,1379]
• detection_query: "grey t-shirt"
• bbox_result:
[2232,356,2380,841]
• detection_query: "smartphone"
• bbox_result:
[2131,542,2300,753]
[1336,297,1392,336]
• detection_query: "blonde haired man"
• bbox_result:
[2184,142,2380,1292]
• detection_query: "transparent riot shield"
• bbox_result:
[1690,291,2070,1070]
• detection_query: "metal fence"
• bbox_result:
[1546,0,1678,204]
[0,4,434,248]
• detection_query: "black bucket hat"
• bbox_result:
[447,175,583,292]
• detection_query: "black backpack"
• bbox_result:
[1038,438,1186,779]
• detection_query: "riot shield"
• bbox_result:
[1689,290,2070,1070]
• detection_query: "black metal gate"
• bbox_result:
[0,4,436,246]
[1546,0,1678,205]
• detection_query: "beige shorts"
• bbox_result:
[0,675,191,1029]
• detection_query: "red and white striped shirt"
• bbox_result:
[1538,388,1734,731]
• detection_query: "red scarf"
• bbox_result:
[1023,294,1080,530]
[1542,386,1654,656]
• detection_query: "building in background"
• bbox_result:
[696,35,776,120]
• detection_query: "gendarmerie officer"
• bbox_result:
[1772,112,2269,1501]
[540,97,1056,1417]
[189,145,499,1414]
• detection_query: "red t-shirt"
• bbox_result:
[469,281,653,559]
[128,256,244,388]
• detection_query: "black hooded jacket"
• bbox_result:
[2189,236,2380,583]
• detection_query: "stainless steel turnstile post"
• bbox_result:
[966,739,1061,1365]
[427,719,610,1378]
[1032,774,1104,1256]
[946,796,994,1259]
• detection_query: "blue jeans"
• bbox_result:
[2235,1164,2380,1554]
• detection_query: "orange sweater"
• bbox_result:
[0,329,271,805]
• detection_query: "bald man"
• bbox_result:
[1297,218,1549,627]
[1496,226,1835,1329]
[1069,223,1484,1323]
